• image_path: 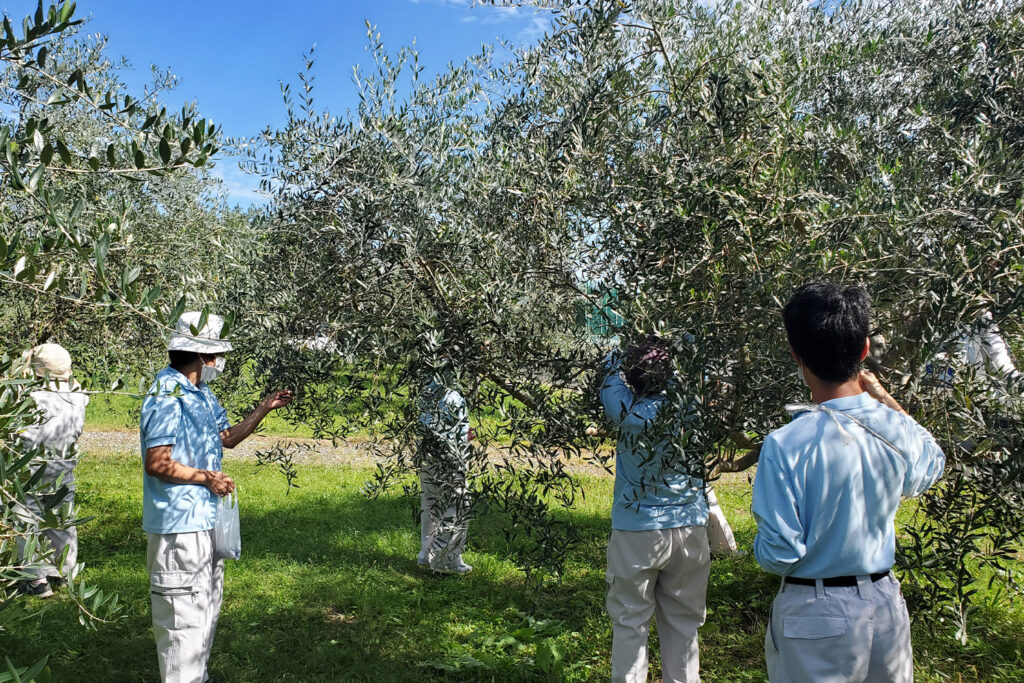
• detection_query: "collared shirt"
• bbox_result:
[600,358,708,531]
[139,367,230,534]
[752,392,945,578]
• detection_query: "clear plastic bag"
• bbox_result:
[213,490,241,561]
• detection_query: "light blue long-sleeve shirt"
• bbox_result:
[139,367,230,534]
[600,360,708,531]
[752,392,945,578]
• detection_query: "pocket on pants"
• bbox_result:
[782,615,848,639]
[150,570,202,630]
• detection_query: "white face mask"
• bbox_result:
[796,363,807,386]
[201,355,226,382]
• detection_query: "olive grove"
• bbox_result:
[237,0,1024,637]
[3,0,1024,672]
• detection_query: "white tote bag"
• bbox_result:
[213,491,241,561]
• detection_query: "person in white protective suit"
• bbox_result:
[929,311,1021,391]
[140,311,294,683]
[416,376,475,575]
[15,343,89,598]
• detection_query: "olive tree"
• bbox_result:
[0,2,222,677]
[238,0,1024,636]
[494,0,1024,638]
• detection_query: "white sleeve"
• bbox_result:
[980,325,1021,379]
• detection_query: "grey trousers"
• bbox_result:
[147,530,224,683]
[606,526,711,683]
[766,573,913,682]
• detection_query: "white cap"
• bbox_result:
[26,343,73,380]
[167,311,233,354]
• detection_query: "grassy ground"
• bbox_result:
[4,450,1024,682]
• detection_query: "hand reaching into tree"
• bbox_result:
[260,390,295,412]
[859,371,905,414]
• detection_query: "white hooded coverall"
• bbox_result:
[17,381,89,583]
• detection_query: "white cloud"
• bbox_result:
[516,15,550,43]
[410,0,524,24]
[210,159,266,208]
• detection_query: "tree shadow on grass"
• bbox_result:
[6,488,617,682]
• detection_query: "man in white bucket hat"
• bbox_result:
[15,343,89,598]
[140,311,294,683]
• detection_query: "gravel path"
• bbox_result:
[79,429,617,475]
[81,429,379,466]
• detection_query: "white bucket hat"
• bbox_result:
[167,311,234,354]
[26,343,74,380]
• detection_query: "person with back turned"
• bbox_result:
[753,283,945,682]
[600,337,710,683]
[15,344,89,598]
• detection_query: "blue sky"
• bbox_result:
[1,0,551,206]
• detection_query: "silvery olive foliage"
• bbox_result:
[0,3,225,678]
[237,32,598,576]
[241,0,1024,633]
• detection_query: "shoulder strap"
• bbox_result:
[786,402,906,459]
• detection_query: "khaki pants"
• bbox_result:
[606,526,711,683]
[765,574,912,682]
[418,470,469,570]
[147,530,224,683]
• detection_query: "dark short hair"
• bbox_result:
[783,282,871,383]
[168,350,200,370]
[623,335,671,396]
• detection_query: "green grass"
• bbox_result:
[4,451,1023,682]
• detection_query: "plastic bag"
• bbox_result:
[213,491,241,561]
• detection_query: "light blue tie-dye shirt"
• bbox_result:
[139,367,231,534]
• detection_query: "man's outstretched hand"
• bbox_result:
[260,390,295,412]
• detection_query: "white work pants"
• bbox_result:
[606,526,711,683]
[16,461,78,582]
[418,470,469,570]
[706,489,737,555]
[765,573,912,682]
[20,524,77,582]
[147,530,224,683]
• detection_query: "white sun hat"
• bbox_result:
[167,311,234,354]
[27,343,74,380]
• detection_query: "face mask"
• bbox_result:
[796,364,807,386]
[201,356,226,382]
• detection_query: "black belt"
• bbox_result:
[785,571,890,587]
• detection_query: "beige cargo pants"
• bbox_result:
[147,530,224,683]
[606,526,711,683]
[765,573,912,682]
